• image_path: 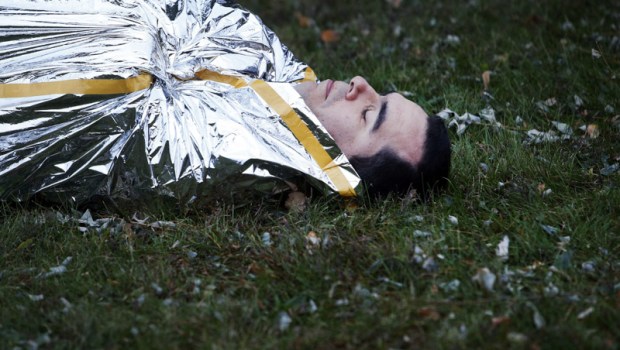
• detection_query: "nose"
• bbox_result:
[345,76,377,101]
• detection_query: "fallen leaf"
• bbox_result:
[574,94,584,107]
[278,311,292,331]
[491,316,511,327]
[545,97,557,106]
[586,124,600,138]
[321,30,340,43]
[294,12,313,28]
[285,191,308,212]
[262,232,272,247]
[507,332,528,344]
[385,0,402,8]
[418,306,441,320]
[577,307,594,319]
[472,267,496,292]
[482,70,491,90]
[526,301,546,329]
[448,215,458,225]
[495,235,510,262]
[305,231,320,249]
[16,238,34,251]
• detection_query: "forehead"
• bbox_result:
[379,93,428,164]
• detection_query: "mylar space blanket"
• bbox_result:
[0,0,360,205]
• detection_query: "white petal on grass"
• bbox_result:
[151,283,163,295]
[335,298,349,306]
[544,282,559,297]
[526,301,546,329]
[543,188,553,196]
[540,224,559,235]
[307,299,318,313]
[422,257,439,272]
[413,230,431,238]
[507,332,528,344]
[495,235,510,262]
[525,129,560,144]
[445,34,461,45]
[515,116,524,125]
[592,48,601,58]
[261,232,272,246]
[306,231,321,246]
[448,215,458,225]
[601,163,619,176]
[581,261,596,273]
[574,94,584,107]
[39,256,72,279]
[60,297,72,313]
[439,279,461,292]
[480,106,501,128]
[552,121,573,135]
[378,276,404,288]
[472,267,496,292]
[561,20,575,31]
[577,307,594,319]
[277,311,292,331]
[28,293,44,302]
[479,162,489,173]
[150,221,176,229]
[187,251,198,259]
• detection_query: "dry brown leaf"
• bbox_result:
[537,183,546,193]
[305,231,320,247]
[345,198,359,212]
[586,124,600,138]
[321,29,340,43]
[482,70,491,90]
[285,191,307,212]
[385,0,402,8]
[294,11,312,28]
[418,306,441,320]
[491,316,511,327]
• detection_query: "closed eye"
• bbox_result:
[362,108,370,121]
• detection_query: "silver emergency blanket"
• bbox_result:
[0,0,361,205]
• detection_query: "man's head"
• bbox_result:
[295,76,451,198]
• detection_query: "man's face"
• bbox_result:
[294,76,429,165]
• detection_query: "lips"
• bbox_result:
[325,79,333,99]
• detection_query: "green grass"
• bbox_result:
[1,0,619,348]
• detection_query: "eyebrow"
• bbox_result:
[371,99,388,133]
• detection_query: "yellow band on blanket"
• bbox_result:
[0,66,355,196]
[194,67,355,196]
[0,72,153,98]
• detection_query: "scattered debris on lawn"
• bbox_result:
[277,311,292,331]
[495,235,510,262]
[437,107,502,135]
[37,256,72,279]
[472,267,496,292]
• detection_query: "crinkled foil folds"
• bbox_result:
[0,0,360,205]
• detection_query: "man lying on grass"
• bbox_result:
[295,77,451,199]
[0,0,451,205]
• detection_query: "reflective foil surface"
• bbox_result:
[0,0,360,205]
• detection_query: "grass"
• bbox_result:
[1,0,619,348]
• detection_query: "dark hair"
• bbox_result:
[349,115,451,200]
